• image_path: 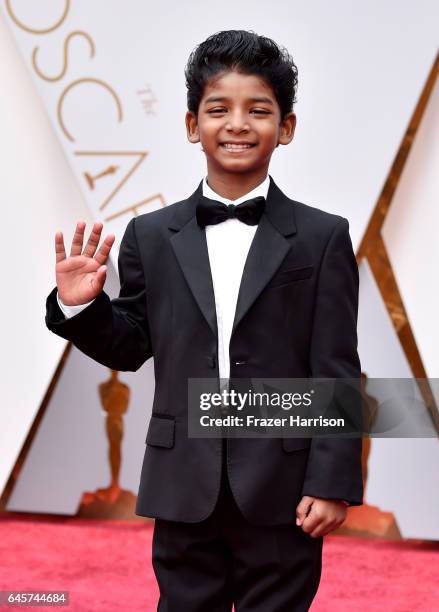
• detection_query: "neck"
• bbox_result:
[206,167,268,200]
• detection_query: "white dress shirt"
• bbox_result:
[202,175,269,384]
[57,174,270,383]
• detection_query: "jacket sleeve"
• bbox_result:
[301,217,364,506]
[45,217,153,372]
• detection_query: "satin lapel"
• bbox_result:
[231,176,297,335]
[169,181,218,338]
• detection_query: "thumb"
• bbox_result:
[296,495,314,526]
[93,265,107,292]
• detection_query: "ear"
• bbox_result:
[278,112,296,146]
[185,111,200,143]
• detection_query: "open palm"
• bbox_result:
[56,220,115,306]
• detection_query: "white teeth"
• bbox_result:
[222,143,253,150]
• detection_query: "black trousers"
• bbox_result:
[152,439,323,611]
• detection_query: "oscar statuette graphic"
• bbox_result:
[334,373,401,539]
[77,370,144,520]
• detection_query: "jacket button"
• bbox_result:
[207,355,216,368]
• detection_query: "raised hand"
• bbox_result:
[55,220,115,306]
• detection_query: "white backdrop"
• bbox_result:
[1,0,438,537]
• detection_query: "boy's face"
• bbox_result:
[186,70,296,178]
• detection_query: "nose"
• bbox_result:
[225,110,250,132]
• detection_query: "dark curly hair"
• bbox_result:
[184,30,298,122]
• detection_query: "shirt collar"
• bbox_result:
[202,174,270,205]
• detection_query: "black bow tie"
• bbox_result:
[196,195,266,229]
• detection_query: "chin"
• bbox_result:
[218,163,256,174]
[215,155,256,168]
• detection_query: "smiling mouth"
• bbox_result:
[220,143,257,152]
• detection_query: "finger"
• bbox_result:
[70,221,87,257]
[301,509,322,534]
[303,516,323,536]
[296,496,314,526]
[310,519,336,538]
[309,527,325,538]
[296,496,313,516]
[93,265,107,292]
[55,232,66,263]
[82,222,103,258]
[94,234,115,266]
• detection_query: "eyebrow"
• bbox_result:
[203,95,274,105]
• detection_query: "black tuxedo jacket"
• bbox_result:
[45,175,363,525]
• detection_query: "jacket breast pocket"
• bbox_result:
[265,265,314,289]
[146,413,175,448]
[282,437,312,452]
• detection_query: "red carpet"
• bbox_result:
[0,514,437,611]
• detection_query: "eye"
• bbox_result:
[207,108,271,115]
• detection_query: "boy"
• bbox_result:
[46,30,363,611]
